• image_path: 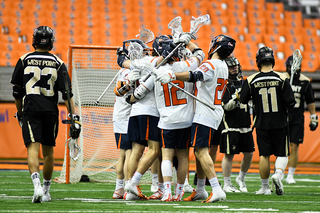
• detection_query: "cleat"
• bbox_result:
[173,194,182,201]
[148,189,163,199]
[123,192,127,200]
[113,188,125,199]
[161,193,173,202]
[125,192,143,200]
[183,183,194,193]
[201,191,226,203]
[151,183,158,193]
[223,184,240,193]
[272,174,284,195]
[286,176,296,184]
[183,189,208,201]
[125,182,148,200]
[236,176,248,192]
[270,181,274,193]
[255,187,272,195]
[42,190,51,202]
[32,185,43,203]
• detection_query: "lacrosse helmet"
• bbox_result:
[286,55,301,79]
[32,26,55,50]
[127,42,144,60]
[152,35,172,56]
[163,40,191,62]
[123,39,150,56]
[225,56,242,81]
[256,46,275,69]
[208,34,236,60]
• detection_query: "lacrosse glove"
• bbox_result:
[173,32,196,45]
[14,112,23,127]
[309,114,318,131]
[63,114,82,139]
[116,47,129,68]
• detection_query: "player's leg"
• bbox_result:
[160,147,175,201]
[222,154,239,192]
[287,142,299,184]
[126,142,145,179]
[149,155,164,200]
[41,145,54,202]
[150,159,159,193]
[174,148,189,201]
[113,149,125,199]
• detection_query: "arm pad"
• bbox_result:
[117,53,129,68]
[188,70,204,82]
[133,84,149,100]
[192,48,205,64]
[114,81,130,97]
[12,85,25,99]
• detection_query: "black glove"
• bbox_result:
[116,47,129,67]
[309,114,318,131]
[14,112,23,127]
[162,41,178,59]
[62,114,82,139]
[125,95,137,105]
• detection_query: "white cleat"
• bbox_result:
[183,189,208,201]
[236,176,248,192]
[32,185,43,203]
[42,191,51,202]
[125,192,142,200]
[272,174,284,195]
[125,182,148,200]
[202,190,226,203]
[150,183,158,193]
[148,189,164,199]
[255,187,272,195]
[113,188,125,199]
[161,193,173,202]
[223,184,240,193]
[286,176,296,184]
[183,183,194,193]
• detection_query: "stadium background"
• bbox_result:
[0,0,319,169]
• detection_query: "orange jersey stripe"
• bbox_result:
[161,129,165,148]
[145,116,149,140]
[118,134,121,149]
[205,61,215,70]
[192,125,198,147]
[208,129,212,147]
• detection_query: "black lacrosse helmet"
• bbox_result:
[152,35,173,56]
[208,34,236,60]
[122,39,150,56]
[225,56,242,81]
[32,26,55,50]
[285,55,301,79]
[256,46,275,69]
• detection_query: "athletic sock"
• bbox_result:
[261,178,269,189]
[184,174,189,185]
[158,182,164,191]
[288,167,296,177]
[43,179,51,193]
[209,177,222,192]
[175,183,184,196]
[196,178,206,192]
[131,172,143,184]
[115,179,124,190]
[223,177,231,186]
[238,170,246,180]
[31,172,41,189]
[164,181,172,195]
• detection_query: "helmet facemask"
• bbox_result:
[128,42,143,60]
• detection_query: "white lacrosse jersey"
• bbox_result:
[154,58,199,130]
[130,56,160,117]
[192,59,228,130]
[113,68,132,134]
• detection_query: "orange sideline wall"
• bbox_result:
[1,103,320,163]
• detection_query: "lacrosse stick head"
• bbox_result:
[208,34,236,60]
[256,46,275,70]
[128,42,144,60]
[136,28,155,44]
[190,14,210,35]
[168,16,183,38]
[123,39,150,56]
[68,138,81,161]
[152,35,173,56]
[288,49,302,78]
[225,56,242,81]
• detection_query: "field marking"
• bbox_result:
[126,203,179,206]
[174,205,228,209]
[226,208,278,211]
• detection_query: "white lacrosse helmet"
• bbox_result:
[128,42,144,60]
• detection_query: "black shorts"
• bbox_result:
[190,123,220,148]
[289,121,304,144]
[128,115,160,146]
[22,113,58,147]
[220,131,255,154]
[115,133,132,150]
[160,127,191,149]
[256,127,290,157]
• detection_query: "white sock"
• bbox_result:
[184,174,189,185]
[43,179,51,193]
[288,167,296,177]
[158,182,164,191]
[164,181,172,195]
[238,170,246,180]
[115,179,124,190]
[275,157,288,171]
[131,172,142,184]
[152,173,158,185]
[125,180,129,186]
[31,172,41,189]
[261,178,269,189]
[176,183,184,196]
[196,178,206,192]
[223,177,231,186]
[209,177,222,192]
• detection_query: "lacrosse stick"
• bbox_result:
[168,16,183,38]
[95,70,121,105]
[136,28,155,44]
[290,49,302,86]
[142,14,211,82]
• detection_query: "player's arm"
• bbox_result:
[222,88,240,111]
[240,80,251,104]
[305,82,318,130]
[282,78,296,109]
[187,42,205,65]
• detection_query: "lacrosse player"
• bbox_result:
[240,47,295,196]
[219,56,255,193]
[153,35,205,201]
[283,55,318,184]
[10,26,81,203]
[156,34,236,203]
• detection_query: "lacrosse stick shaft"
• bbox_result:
[63,71,74,129]
[95,70,121,105]
[168,82,215,111]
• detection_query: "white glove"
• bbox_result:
[155,69,176,84]
[309,114,318,131]
[173,32,196,45]
[127,69,141,83]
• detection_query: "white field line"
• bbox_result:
[225,208,278,211]
[174,205,228,209]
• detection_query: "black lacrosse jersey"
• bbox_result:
[283,72,315,122]
[221,81,251,129]
[10,51,72,115]
[240,71,295,129]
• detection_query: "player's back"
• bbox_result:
[242,71,295,129]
